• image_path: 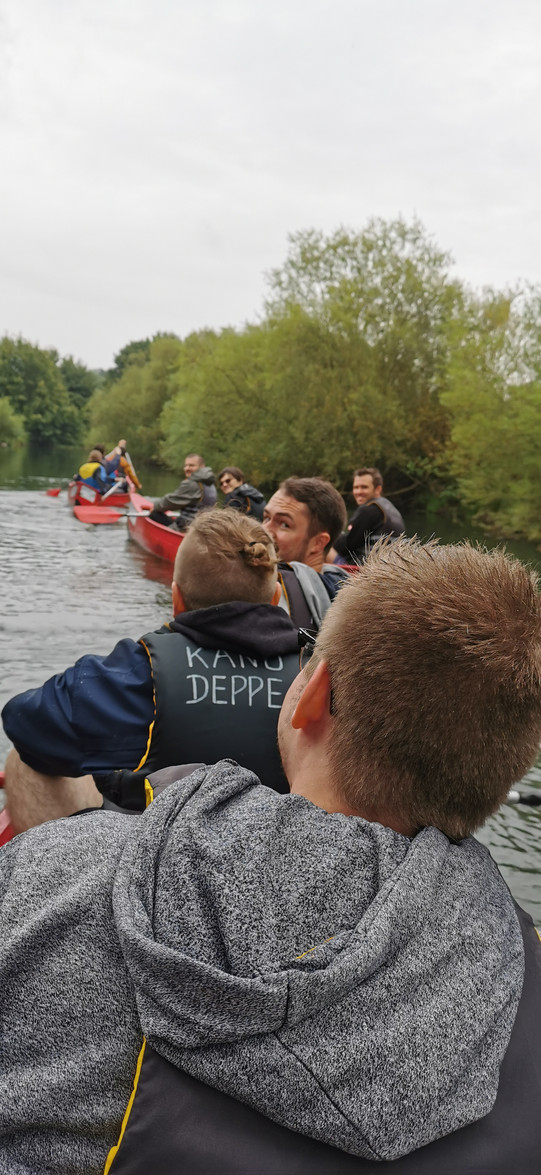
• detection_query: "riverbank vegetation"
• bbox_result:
[0,337,101,445]
[3,218,541,541]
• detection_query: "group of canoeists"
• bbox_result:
[1,442,540,1173]
[75,442,406,566]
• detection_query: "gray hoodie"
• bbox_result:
[0,761,523,1174]
[153,465,217,514]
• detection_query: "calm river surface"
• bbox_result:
[1,446,541,921]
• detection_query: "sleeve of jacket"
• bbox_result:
[103,452,122,475]
[334,502,384,558]
[1,640,154,778]
[153,476,201,513]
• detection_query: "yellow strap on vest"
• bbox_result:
[133,640,156,772]
[103,1038,146,1173]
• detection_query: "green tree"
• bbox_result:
[441,292,541,539]
[0,396,26,444]
[88,334,187,456]
[266,219,463,480]
[106,339,153,382]
[59,356,100,410]
[0,337,80,443]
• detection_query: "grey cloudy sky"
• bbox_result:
[2,0,541,368]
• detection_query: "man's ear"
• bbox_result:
[171,581,186,615]
[308,530,331,559]
[292,661,332,730]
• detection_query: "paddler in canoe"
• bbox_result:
[0,539,540,1173]
[75,438,127,494]
[99,443,143,490]
[148,451,217,529]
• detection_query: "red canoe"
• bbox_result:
[0,771,15,846]
[127,492,184,563]
[67,481,132,509]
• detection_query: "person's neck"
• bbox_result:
[303,551,325,574]
[289,764,414,834]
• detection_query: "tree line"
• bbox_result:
[3,218,541,542]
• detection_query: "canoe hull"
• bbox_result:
[127,493,183,563]
[0,771,14,846]
[67,481,131,509]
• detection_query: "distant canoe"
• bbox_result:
[127,491,183,563]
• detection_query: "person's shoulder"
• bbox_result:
[146,760,278,826]
[1,808,133,881]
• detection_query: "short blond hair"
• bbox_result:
[313,538,541,839]
[174,509,278,609]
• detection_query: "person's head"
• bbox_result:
[219,466,244,493]
[88,448,104,463]
[171,509,280,613]
[184,453,205,478]
[352,467,383,506]
[93,444,106,456]
[263,477,347,571]
[279,538,541,839]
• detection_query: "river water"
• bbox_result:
[1,446,541,921]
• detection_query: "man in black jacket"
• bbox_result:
[333,466,405,564]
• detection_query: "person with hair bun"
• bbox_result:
[3,512,300,826]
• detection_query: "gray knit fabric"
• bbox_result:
[0,761,524,1173]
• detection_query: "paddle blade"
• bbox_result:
[73,506,124,524]
[46,487,62,497]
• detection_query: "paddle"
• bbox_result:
[46,486,63,497]
[506,789,541,807]
[73,506,126,524]
[101,479,128,501]
[73,504,157,524]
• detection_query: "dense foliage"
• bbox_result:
[0,337,100,445]
[5,219,541,540]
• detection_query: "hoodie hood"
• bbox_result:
[169,601,300,657]
[190,464,215,485]
[112,761,523,1162]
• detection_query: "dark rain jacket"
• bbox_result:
[223,482,266,520]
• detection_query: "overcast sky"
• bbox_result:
[2,0,541,368]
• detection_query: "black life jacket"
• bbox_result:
[94,608,300,811]
[107,901,541,1174]
[364,496,405,542]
